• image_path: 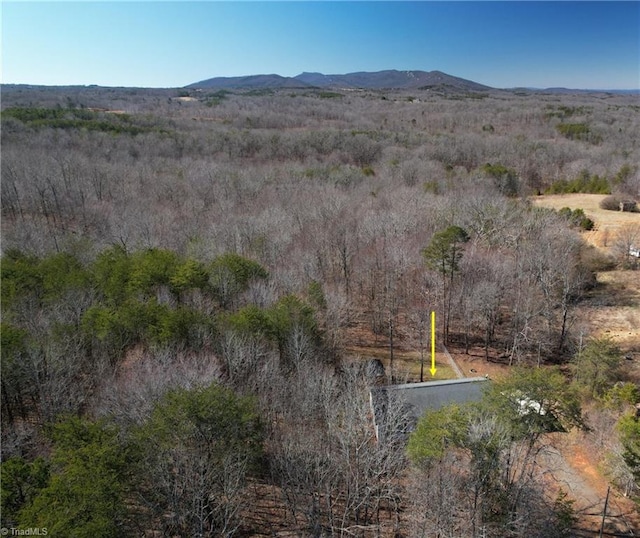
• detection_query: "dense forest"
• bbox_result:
[1,84,639,536]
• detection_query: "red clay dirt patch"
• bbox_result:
[566,435,640,534]
[537,433,640,535]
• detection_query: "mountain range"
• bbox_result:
[186,69,493,92]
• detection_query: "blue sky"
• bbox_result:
[2,1,639,89]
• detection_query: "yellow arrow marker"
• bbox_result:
[430,311,437,377]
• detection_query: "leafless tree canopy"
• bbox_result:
[1,85,639,536]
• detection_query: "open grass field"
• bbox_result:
[532,193,640,252]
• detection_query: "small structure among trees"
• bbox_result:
[406,368,587,536]
[370,377,489,442]
[600,195,638,212]
[619,200,638,212]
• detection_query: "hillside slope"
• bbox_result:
[188,69,493,91]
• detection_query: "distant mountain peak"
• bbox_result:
[186,73,311,90]
[187,69,492,91]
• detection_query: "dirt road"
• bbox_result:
[541,434,640,535]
